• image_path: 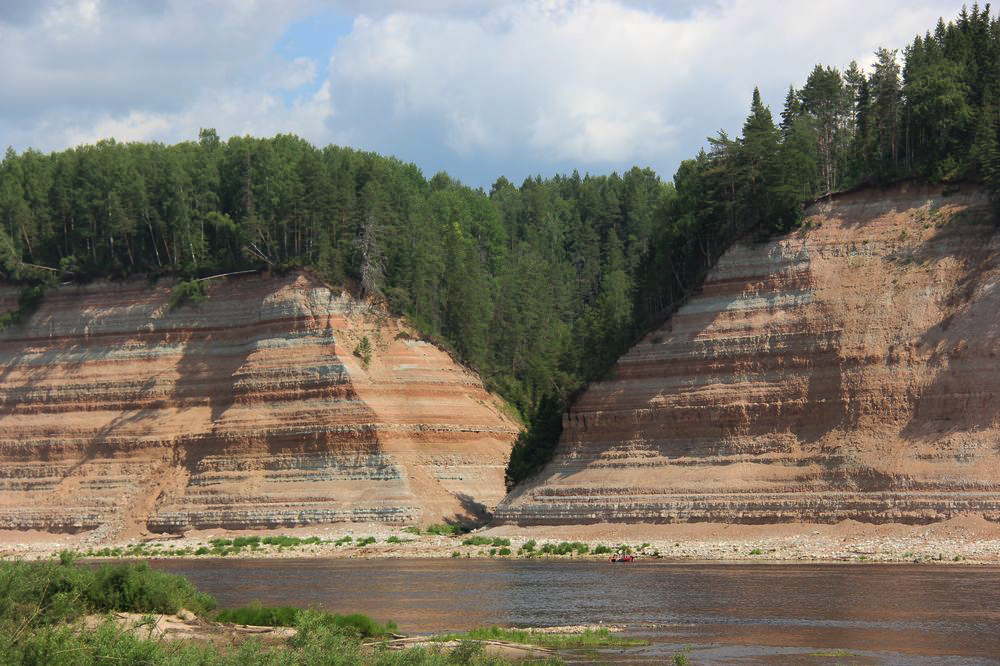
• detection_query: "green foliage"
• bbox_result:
[519,539,537,553]
[462,536,510,547]
[353,335,373,367]
[424,523,465,536]
[215,604,300,627]
[402,526,422,535]
[167,278,205,310]
[215,604,397,639]
[592,544,613,555]
[355,536,377,547]
[538,541,590,556]
[0,560,216,632]
[0,284,48,331]
[386,535,402,544]
[334,536,353,546]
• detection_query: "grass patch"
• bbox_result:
[216,604,300,627]
[748,548,764,556]
[215,604,396,638]
[424,523,466,536]
[538,541,589,556]
[434,625,646,649]
[462,536,510,547]
[0,559,216,631]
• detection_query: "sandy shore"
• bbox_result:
[3,515,999,563]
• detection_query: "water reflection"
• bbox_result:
[152,559,1000,661]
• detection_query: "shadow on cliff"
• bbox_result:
[441,492,492,529]
[898,222,1000,447]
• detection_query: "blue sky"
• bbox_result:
[0,1,973,188]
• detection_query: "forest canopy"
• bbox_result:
[1,5,998,488]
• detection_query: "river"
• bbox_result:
[151,559,1000,664]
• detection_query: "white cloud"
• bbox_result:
[0,0,975,186]
[319,0,965,182]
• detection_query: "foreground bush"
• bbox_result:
[0,559,215,631]
[0,559,559,664]
[216,605,397,639]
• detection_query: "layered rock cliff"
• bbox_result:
[497,184,1000,525]
[0,274,517,539]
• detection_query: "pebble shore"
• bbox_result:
[3,516,999,564]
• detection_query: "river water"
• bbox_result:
[152,559,1000,664]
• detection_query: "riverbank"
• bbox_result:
[3,514,999,563]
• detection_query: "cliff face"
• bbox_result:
[0,274,517,540]
[497,184,1000,525]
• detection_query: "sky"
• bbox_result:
[0,0,973,188]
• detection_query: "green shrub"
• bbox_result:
[216,604,300,627]
[334,536,353,546]
[538,541,589,556]
[0,284,48,332]
[194,546,210,555]
[424,523,465,536]
[593,544,613,555]
[356,536,377,547]
[498,547,511,556]
[462,536,493,546]
[748,548,764,556]
[0,560,216,630]
[168,278,206,310]
[353,336,373,366]
[451,551,461,558]
[520,539,536,552]
[386,535,402,544]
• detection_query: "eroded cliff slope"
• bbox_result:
[498,184,1000,525]
[0,274,517,540]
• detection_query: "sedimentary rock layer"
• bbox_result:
[0,274,516,538]
[498,184,1000,525]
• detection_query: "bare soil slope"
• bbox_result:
[0,273,516,543]
[497,183,1000,526]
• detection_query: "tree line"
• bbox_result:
[0,6,997,488]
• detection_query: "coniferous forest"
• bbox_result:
[1,6,999,488]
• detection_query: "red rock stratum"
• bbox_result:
[497,184,1000,525]
[0,274,517,541]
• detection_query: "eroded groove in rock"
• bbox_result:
[497,184,1000,526]
[0,274,517,539]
